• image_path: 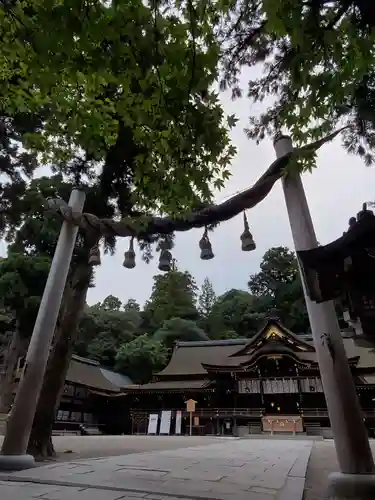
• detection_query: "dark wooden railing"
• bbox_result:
[191,407,264,417]
[130,407,264,418]
[302,408,375,418]
[131,407,375,421]
[301,408,329,417]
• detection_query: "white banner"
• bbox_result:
[175,410,182,435]
[147,413,159,434]
[300,377,323,393]
[238,379,261,393]
[262,378,299,394]
[159,410,172,434]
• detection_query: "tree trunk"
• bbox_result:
[27,265,92,458]
[0,329,27,413]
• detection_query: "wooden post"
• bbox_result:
[0,190,86,471]
[185,399,196,437]
[275,136,374,475]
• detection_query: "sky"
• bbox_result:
[1,69,374,309]
[88,68,375,308]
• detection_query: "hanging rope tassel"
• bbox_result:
[158,236,173,272]
[88,243,101,266]
[241,212,256,251]
[199,228,214,260]
[123,237,136,269]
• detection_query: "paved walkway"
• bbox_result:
[304,440,375,500]
[0,439,312,500]
[0,436,220,462]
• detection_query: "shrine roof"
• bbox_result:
[298,212,375,266]
[156,341,247,376]
[121,379,211,393]
[154,319,375,377]
[66,355,133,393]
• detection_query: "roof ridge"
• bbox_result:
[176,339,248,347]
[71,354,100,366]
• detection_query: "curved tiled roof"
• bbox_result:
[66,355,133,393]
[100,368,133,388]
[155,320,375,377]
[157,342,246,376]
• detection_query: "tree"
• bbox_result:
[248,247,309,332]
[1,174,117,456]
[218,0,375,166]
[75,305,140,367]
[123,299,140,313]
[99,295,122,312]
[1,0,238,457]
[249,247,299,297]
[0,307,14,349]
[198,277,217,334]
[154,317,209,349]
[1,0,235,214]
[198,277,216,318]
[208,289,264,338]
[0,253,51,411]
[115,334,168,384]
[143,268,199,332]
[75,297,143,365]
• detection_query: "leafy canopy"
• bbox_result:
[75,296,142,366]
[115,334,168,383]
[154,317,209,349]
[248,246,309,332]
[0,252,51,336]
[198,277,216,318]
[217,0,375,166]
[208,289,263,338]
[143,266,199,331]
[1,0,235,213]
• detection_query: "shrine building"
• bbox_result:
[110,319,375,437]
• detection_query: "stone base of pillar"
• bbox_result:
[327,472,375,499]
[0,454,35,471]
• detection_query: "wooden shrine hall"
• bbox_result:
[115,319,375,437]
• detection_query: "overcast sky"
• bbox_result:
[2,69,373,309]
[88,68,375,308]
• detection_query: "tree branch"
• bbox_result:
[57,128,346,240]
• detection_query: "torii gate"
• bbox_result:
[1,129,374,498]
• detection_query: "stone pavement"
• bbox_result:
[0,435,221,462]
[0,439,312,500]
[304,440,375,500]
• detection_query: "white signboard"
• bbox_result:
[159,410,172,435]
[147,413,159,434]
[175,410,182,435]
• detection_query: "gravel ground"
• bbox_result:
[303,440,375,500]
[0,435,223,463]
